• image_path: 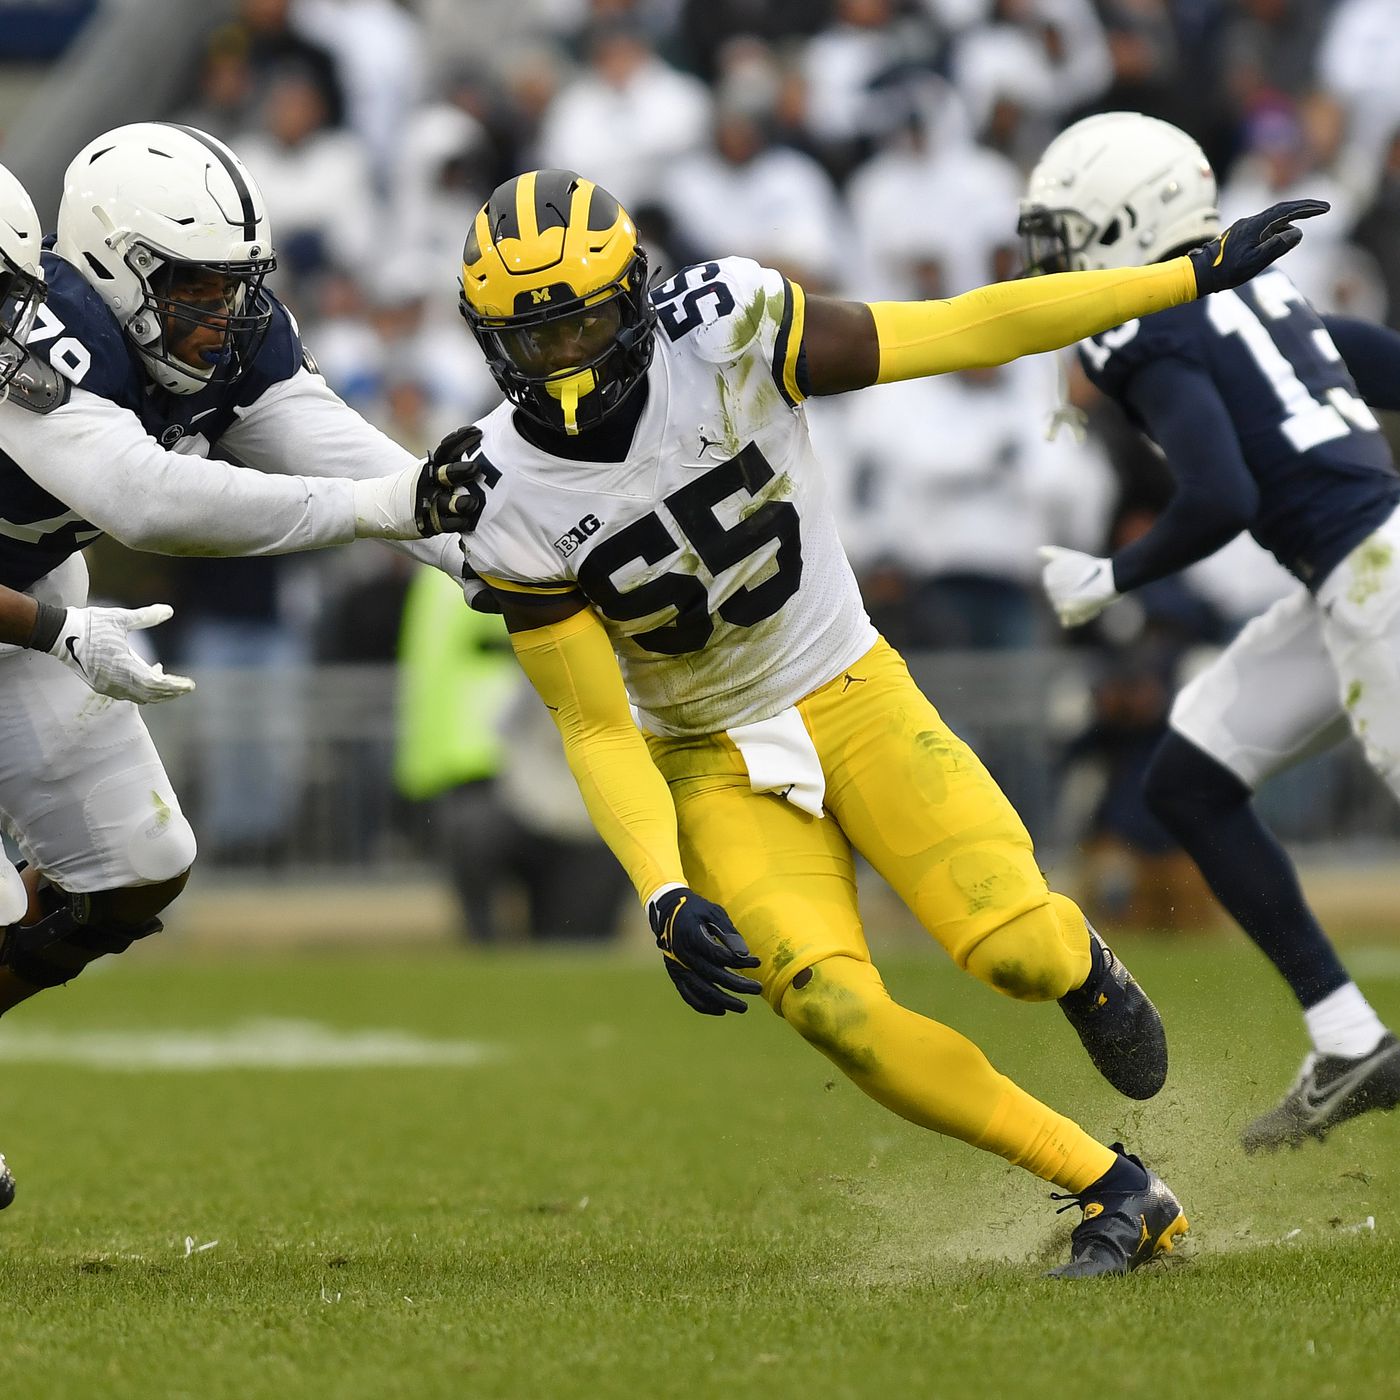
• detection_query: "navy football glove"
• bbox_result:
[648,886,762,1017]
[412,453,483,536]
[426,425,500,534]
[1188,199,1329,297]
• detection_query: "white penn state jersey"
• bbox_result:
[464,257,877,736]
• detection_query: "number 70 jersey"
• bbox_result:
[461,256,876,737]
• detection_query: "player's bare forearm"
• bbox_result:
[0,586,40,648]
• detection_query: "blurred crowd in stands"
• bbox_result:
[56,0,1400,933]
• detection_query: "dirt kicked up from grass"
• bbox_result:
[2,937,1399,1400]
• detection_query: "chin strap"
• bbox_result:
[546,368,596,435]
[1044,349,1088,444]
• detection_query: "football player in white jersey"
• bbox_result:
[0,131,475,1089]
[439,169,1321,1276]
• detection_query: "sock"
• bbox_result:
[783,956,1117,1192]
[1303,982,1388,1059]
[1083,1149,1150,1198]
[1144,733,1349,1007]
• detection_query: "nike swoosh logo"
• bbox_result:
[1212,231,1229,268]
[1300,1052,1390,1116]
[64,635,87,676]
[191,408,219,422]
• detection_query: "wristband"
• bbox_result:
[28,601,66,653]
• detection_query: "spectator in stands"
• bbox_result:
[661,56,847,287]
[395,567,630,943]
[174,25,257,143]
[845,76,1020,298]
[234,0,344,125]
[301,269,384,412]
[951,0,1112,166]
[392,103,495,295]
[800,0,939,183]
[676,0,830,84]
[1317,0,1400,172]
[1223,0,1330,136]
[1091,0,1185,132]
[1217,97,1366,314]
[168,556,311,866]
[842,255,1111,651]
[1352,126,1400,330]
[536,16,711,212]
[235,65,379,284]
[293,0,427,190]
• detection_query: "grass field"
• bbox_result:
[2,933,1399,1400]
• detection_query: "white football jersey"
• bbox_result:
[464,257,876,736]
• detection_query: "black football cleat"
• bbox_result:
[0,1152,14,1210]
[1241,1033,1400,1154]
[1058,925,1167,1100]
[1046,1146,1188,1279]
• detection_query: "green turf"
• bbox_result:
[2,935,1398,1400]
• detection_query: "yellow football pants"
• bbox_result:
[646,638,1113,1191]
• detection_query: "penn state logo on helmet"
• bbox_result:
[457,169,655,436]
[1019,112,1220,276]
[56,122,277,395]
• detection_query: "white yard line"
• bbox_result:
[0,1018,503,1071]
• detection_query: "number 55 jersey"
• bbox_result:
[463,257,877,737]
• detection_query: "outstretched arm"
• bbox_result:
[0,388,474,556]
[799,262,1197,395]
[801,200,1327,395]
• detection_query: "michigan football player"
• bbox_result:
[440,168,1322,1275]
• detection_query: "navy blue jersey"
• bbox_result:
[0,251,307,590]
[1080,269,1400,587]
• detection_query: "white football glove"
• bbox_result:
[49,603,196,704]
[1038,545,1120,628]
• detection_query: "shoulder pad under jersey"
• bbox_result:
[29,252,144,409]
[651,257,791,364]
[229,295,309,408]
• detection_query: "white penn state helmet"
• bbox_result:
[0,161,46,391]
[56,122,276,394]
[1020,112,1219,275]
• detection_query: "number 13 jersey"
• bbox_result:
[462,257,877,737]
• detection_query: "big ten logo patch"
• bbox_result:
[554,514,603,558]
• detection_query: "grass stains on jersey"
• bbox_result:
[1348,537,1394,606]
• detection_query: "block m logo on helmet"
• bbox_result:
[457,169,657,437]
